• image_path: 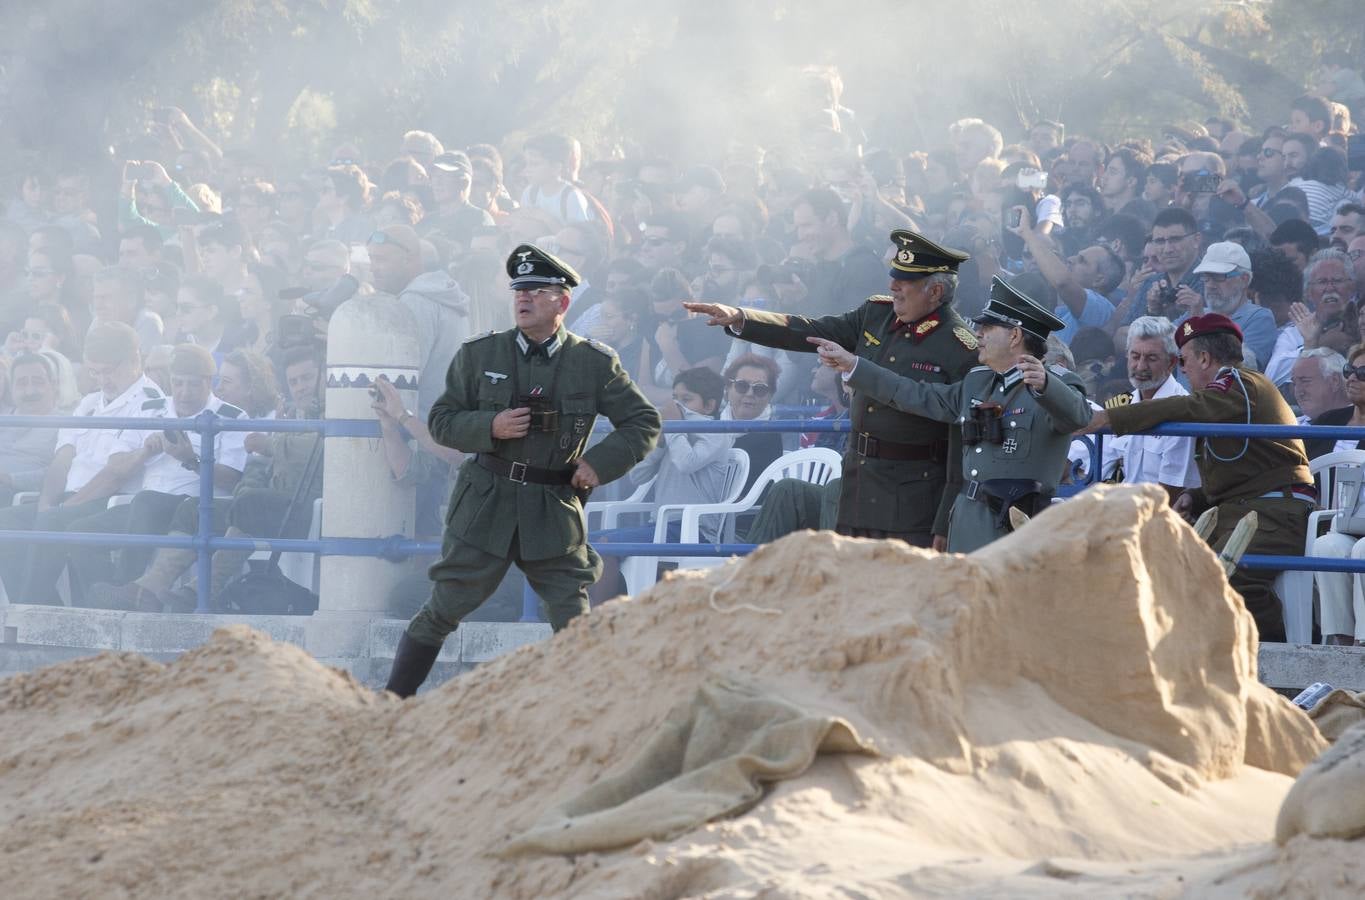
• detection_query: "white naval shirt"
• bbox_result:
[1101,376,1202,488]
[57,375,168,494]
[140,394,250,497]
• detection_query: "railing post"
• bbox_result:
[195,410,218,613]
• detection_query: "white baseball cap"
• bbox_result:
[1194,241,1252,275]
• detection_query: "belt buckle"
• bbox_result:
[508,461,528,483]
[855,433,872,456]
[965,480,980,501]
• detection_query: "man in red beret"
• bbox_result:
[1086,313,1312,643]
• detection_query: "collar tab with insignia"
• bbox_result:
[907,310,942,344]
[862,330,881,347]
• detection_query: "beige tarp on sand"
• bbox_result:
[502,674,875,856]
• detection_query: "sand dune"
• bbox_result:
[1,484,1356,898]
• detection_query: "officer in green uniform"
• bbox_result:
[1085,313,1313,643]
[385,244,661,697]
[685,230,980,548]
[809,277,1092,553]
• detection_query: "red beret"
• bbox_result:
[1174,313,1244,349]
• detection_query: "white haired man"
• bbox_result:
[1099,316,1200,501]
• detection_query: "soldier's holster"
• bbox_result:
[973,478,1050,533]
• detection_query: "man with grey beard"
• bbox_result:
[1099,316,1200,501]
[1181,241,1277,371]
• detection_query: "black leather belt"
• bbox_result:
[853,433,946,462]
[475,453,574,485]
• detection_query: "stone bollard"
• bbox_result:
[311,293,420,657]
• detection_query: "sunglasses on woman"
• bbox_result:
[728,379,771,398]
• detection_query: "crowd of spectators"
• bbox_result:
[3,58,1365,621]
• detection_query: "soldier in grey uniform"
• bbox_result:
[684,230,980,548]
[385,244,661,697]
[809,277,1091,553]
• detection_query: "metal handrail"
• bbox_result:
[6,410,1365,616]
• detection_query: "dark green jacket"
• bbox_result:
[736,298,980,535]
[429,326,661,560]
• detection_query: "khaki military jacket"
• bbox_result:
[429,326,661,560]
[1107,365,1310,506]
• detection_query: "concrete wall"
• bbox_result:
[3,602,1362,695]
[0,603,550,692]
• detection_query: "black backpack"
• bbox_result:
[218,433,323,616]
[219,558,319,615]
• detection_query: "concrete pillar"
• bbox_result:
[315,294,420,625]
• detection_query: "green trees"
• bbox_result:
[0,0,1356,173]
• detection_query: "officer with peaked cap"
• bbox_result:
[384,243,661,697]
[807,276,1092,553]
[1085,312,1312,642]
[685,230,981,548]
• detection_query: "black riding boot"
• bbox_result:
[385,633,442,698]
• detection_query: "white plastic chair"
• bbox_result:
[620,448,752,595]
[277,498,323,592]
[584,474,658,531]
[1278,449,1365,644]
[623,448,842,595]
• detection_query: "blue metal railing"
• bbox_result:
[6,412,1365,618]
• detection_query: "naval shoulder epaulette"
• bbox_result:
[463,330,498,344]
[867,294,893,304]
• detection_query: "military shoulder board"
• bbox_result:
[142,397,167,411]
[867,294,893,304]
[952,326,978,350]
[1047,364,1072,378]
[217,403,244,419]
[584,338,616,357]
[143,386,163,398]
[463,330,498,344]
[1207,372,1235,393]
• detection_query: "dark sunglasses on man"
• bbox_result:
[728,379,772,398]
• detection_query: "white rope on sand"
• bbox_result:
[707,561,781,616]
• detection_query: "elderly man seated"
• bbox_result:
[1297,348,1353,459]
[0,324,167,604]
[1100,316,1200,500]
[53,345,249,603]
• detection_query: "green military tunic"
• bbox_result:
[846,359,1091,553]
[408,325,660,643]
[736,300,980,542]
[1106,365,1312,642]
